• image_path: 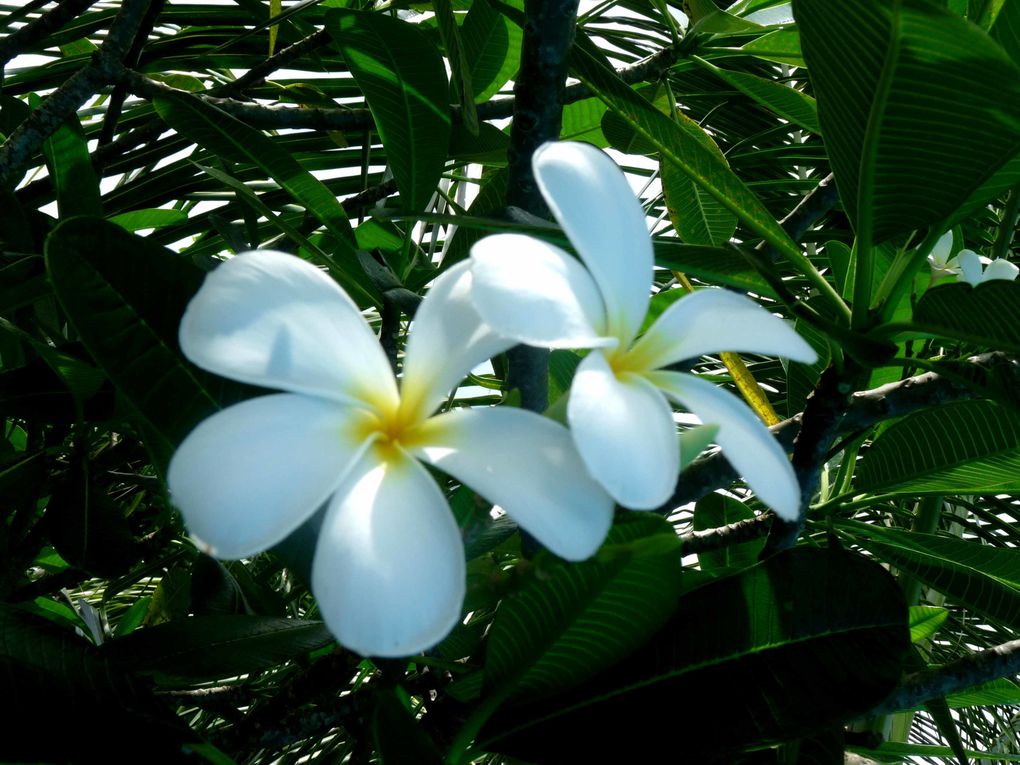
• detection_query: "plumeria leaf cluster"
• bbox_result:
[4,0,1020,763]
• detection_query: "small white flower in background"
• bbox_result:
[953,249,1019,286]
[926,232,1019,286]
[469,141,818,519]
[168,251,613,658]
[927,231,961,278]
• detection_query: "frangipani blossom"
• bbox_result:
[470,141,818,519]
[926,233,1019,285]
[953,249,1019,287]
[168,250,613,657]
[927,231,961,278]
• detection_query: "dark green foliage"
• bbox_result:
[3,0,1020,762]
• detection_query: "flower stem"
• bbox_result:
[673,271,782,425]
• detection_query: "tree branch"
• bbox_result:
[111,37,685,137]
[762,363,856,555]
[656,352,1020,515]
[213,29,333,98]
[501,0,581,413]
[755,172,839,263]
[0,0,100,73]
[0,0,150,188]
[869,638,1020,717]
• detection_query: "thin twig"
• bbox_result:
[0,0,151,187]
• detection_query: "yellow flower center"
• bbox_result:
[352,405,429,463]
[606,344,652,377]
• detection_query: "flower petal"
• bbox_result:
[984,258,1020,282]
[414,407,614,561]
[648,370,800,520]
[180,250,398,410]
[955,249,984,286]
[311,449,465,657]
[167,393,369,559]
[567,350,679,509]
[400,261,516,422]
[533,141,652,346]
[628,288,818,371]
[470,233,613,349]
[927,230,954,269]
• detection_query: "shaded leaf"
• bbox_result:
[654,241,778,297]
[372,686,443,765]
[693,492,763,571]
[42,114,101,219]
[911,281,1020,354]
[482,548,908,761]
[0,604,195,760]
[462,0,522,102]
[795,0,1020,243]
[326,8,452,213]
[694,56,820,134]
[483,513,684,702]
[44,218,244,472]
[856,399,1020,495]
[846,523,1020,629]
[47,454,139,578]
[152,91,374,304]
[105,615,334,682]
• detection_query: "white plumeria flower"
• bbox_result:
[469,141,818,519]
[167,250,613,658]
[927,231,960,278]
[954,249,1019,286]
[926,234,1019,285]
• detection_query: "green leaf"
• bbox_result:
[482,548,909,760]
[569,38,793,251]
[661,140,738,247]
[440,167,507,269]
[461,0,522,102]
[947,677,1020,708]
[433,0,478,134]
[559,96,609,146]
[654,241,778,297]
[692,492,763,571]
[991,0,1020,64]
[104,615,334,682]
[326,8,452,214]
[42,114,101,219]
[845,522,1020,629]
[738,28,806,67]
[911,281,1020,353]
[795,0,1020,244]
[483,513,684,702]
[693,56,820,134]
[190,554,249,616]
[44,218,223,472]
[569,36,842,313]
[448,121,510,166]
[547,349,580,403]
[856,399,1020,495]
[908,605,948,642]
[107,208,188,232]
[862,742,1020,762]
[152,91,374,305]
